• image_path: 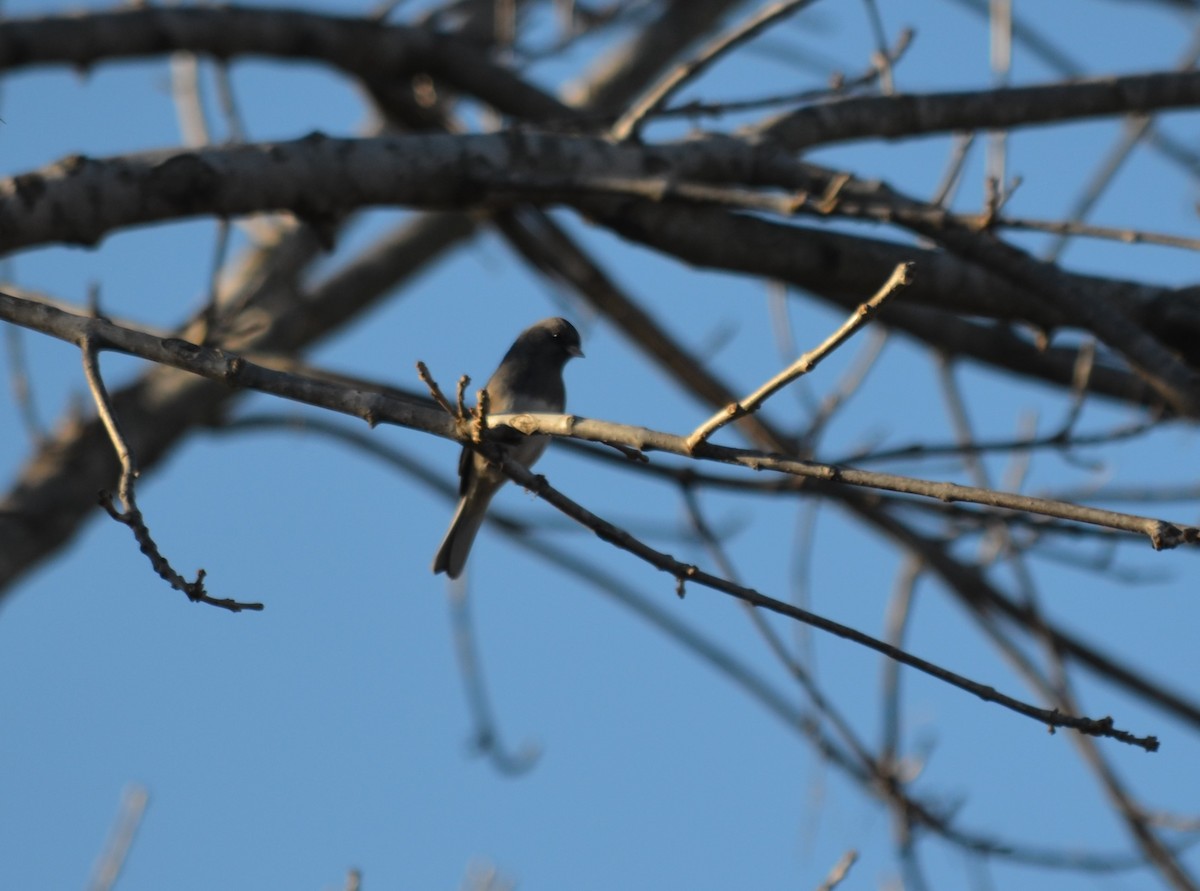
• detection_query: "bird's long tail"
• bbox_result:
[431,490,496,579]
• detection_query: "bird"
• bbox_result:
[432,317,584,579]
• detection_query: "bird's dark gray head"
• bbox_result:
[510,317,584,365]
[486,316,582,415]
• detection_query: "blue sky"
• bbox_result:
[2,2,1200,889]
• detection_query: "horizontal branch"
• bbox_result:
[490,413,1197,549]
[3,290,1195,552]
[0,290,450,435]
[8,5,1200,155]
[0,131,765,254]
[0,6,569,125]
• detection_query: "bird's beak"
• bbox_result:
[569,345,585,359]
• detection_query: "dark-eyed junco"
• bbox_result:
[432,317,584,579]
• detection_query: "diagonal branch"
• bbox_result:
[5,291,1196,551]
[610,0,822,141]
[686,260,911,449]
[493,451,1158,750]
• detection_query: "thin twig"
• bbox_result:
[687,261,912,449]
[861,0,894,93]
[789,500,820,661]
[815,849,858,891]
[1047,342,1107,475]
[955,546,1199,889]
[81,336,138,510]
[682,487,877,769]
[456,374,470,418]
[211,58,248,142]
[4,322,44,441]
[1044,23,1200,262]
[80,334,262,612]
[87,784,149,891]
[1000,215,1200,252]
[936,355,991,490]
[201,220,231,344]
[930,132,976,208]
[169,52,210,147]
[417,360,458,416]
[559,25,914,129]
[610,0,822,141]
[498,452,1160,750]
[986,0,1012,204]
[801,327,889,449]
[880,557,921,771]
[447,579,541,776]
[842,413,1156,465]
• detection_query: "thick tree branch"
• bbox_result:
[0,6,569,126]
[755,68,1200,149]
[5,132,1195,405]
[8,6,1200,150]
[0,132,770,253]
